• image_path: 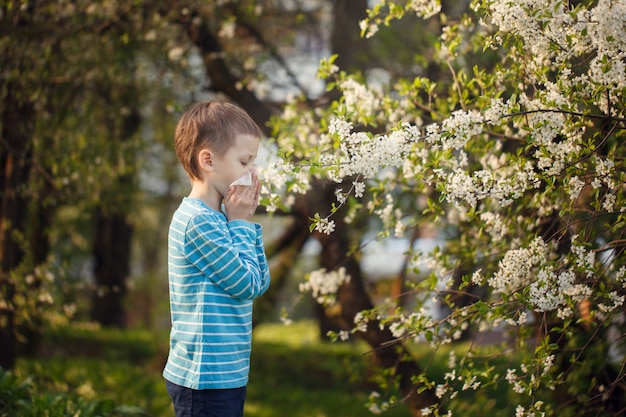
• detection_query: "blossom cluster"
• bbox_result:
[328,116,415,180]
[485,0,626,115]
[258,158,308,213]
[338,79,382,122]
[487,236,594,315]
[299,267,350,306]
[489,236,539,290]
[437,161,540,209]
[408,0,441,19]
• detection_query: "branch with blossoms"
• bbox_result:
[307,174,365,235]
[260,0,626,415]
[264,99,623,217]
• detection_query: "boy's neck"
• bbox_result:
[188,181,222,212]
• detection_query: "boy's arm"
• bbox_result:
[186,213,270,300]
[229,220,271,295]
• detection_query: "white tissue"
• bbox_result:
[230,171,252,187]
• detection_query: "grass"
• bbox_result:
[15,326,171,417]
[247,321,402,417]
[11,320,515,417]
[12,321,409,417]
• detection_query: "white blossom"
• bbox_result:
[354,311,369,333]
[353,181,366,198]
[617,266,626,287]
[598,292,625,313]
[299,267,350,305]
[603,193,616,212]
[441,109,484,150]
[567,176,585,200]
[314,218,335,235]
[409,0,441,19]
[339,78,381,121]
[571,236,596,278]
[471,269,483,285]
[335,188,347,204]
[489,237,549,294]
[328,117,353,138]
[479,212,508,242]
[218,19,236,39]
[359,19,379,39]
[435,384,447,398]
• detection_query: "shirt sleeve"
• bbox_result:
[184,212,270,300]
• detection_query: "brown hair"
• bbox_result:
[174,101,262,181]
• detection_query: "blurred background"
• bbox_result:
[0,1,501,417]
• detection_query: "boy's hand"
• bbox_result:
[224,171,260,221]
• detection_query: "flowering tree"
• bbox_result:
[260,0,626,416]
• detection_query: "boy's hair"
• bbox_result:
[175,101,262,181]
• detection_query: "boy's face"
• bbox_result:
[211,133,260,195]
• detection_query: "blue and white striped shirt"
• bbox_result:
[163,197,270,389]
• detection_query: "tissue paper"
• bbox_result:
[230,171,252,187]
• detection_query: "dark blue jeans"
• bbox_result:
[165,379,246,417]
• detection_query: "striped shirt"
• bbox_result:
[163,197,271,389]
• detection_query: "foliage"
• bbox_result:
[0,0,190,347]
[0,368,148,417]
[12,325,169,417]
[260,0,626,415]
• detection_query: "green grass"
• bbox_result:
[10,320,516,417]
[12,321,410,417]
[247,321,402,417]
[15,325,170,415]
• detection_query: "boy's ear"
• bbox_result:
[198,149,213,171]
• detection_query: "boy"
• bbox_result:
[163,101,271,417]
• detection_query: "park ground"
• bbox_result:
[6,320,512,417]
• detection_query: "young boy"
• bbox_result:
[163,101,271,417]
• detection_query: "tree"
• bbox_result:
[261,0,626,416]
[0,0,174,367]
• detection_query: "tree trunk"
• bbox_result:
[91,210,132,327]
[331,0,369,72]
[0,88,34,370]
[179,10,276,134]
[329,4,442,414]
[255,213,311,325]
[90,102,140,327]
[312,179,440,416]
